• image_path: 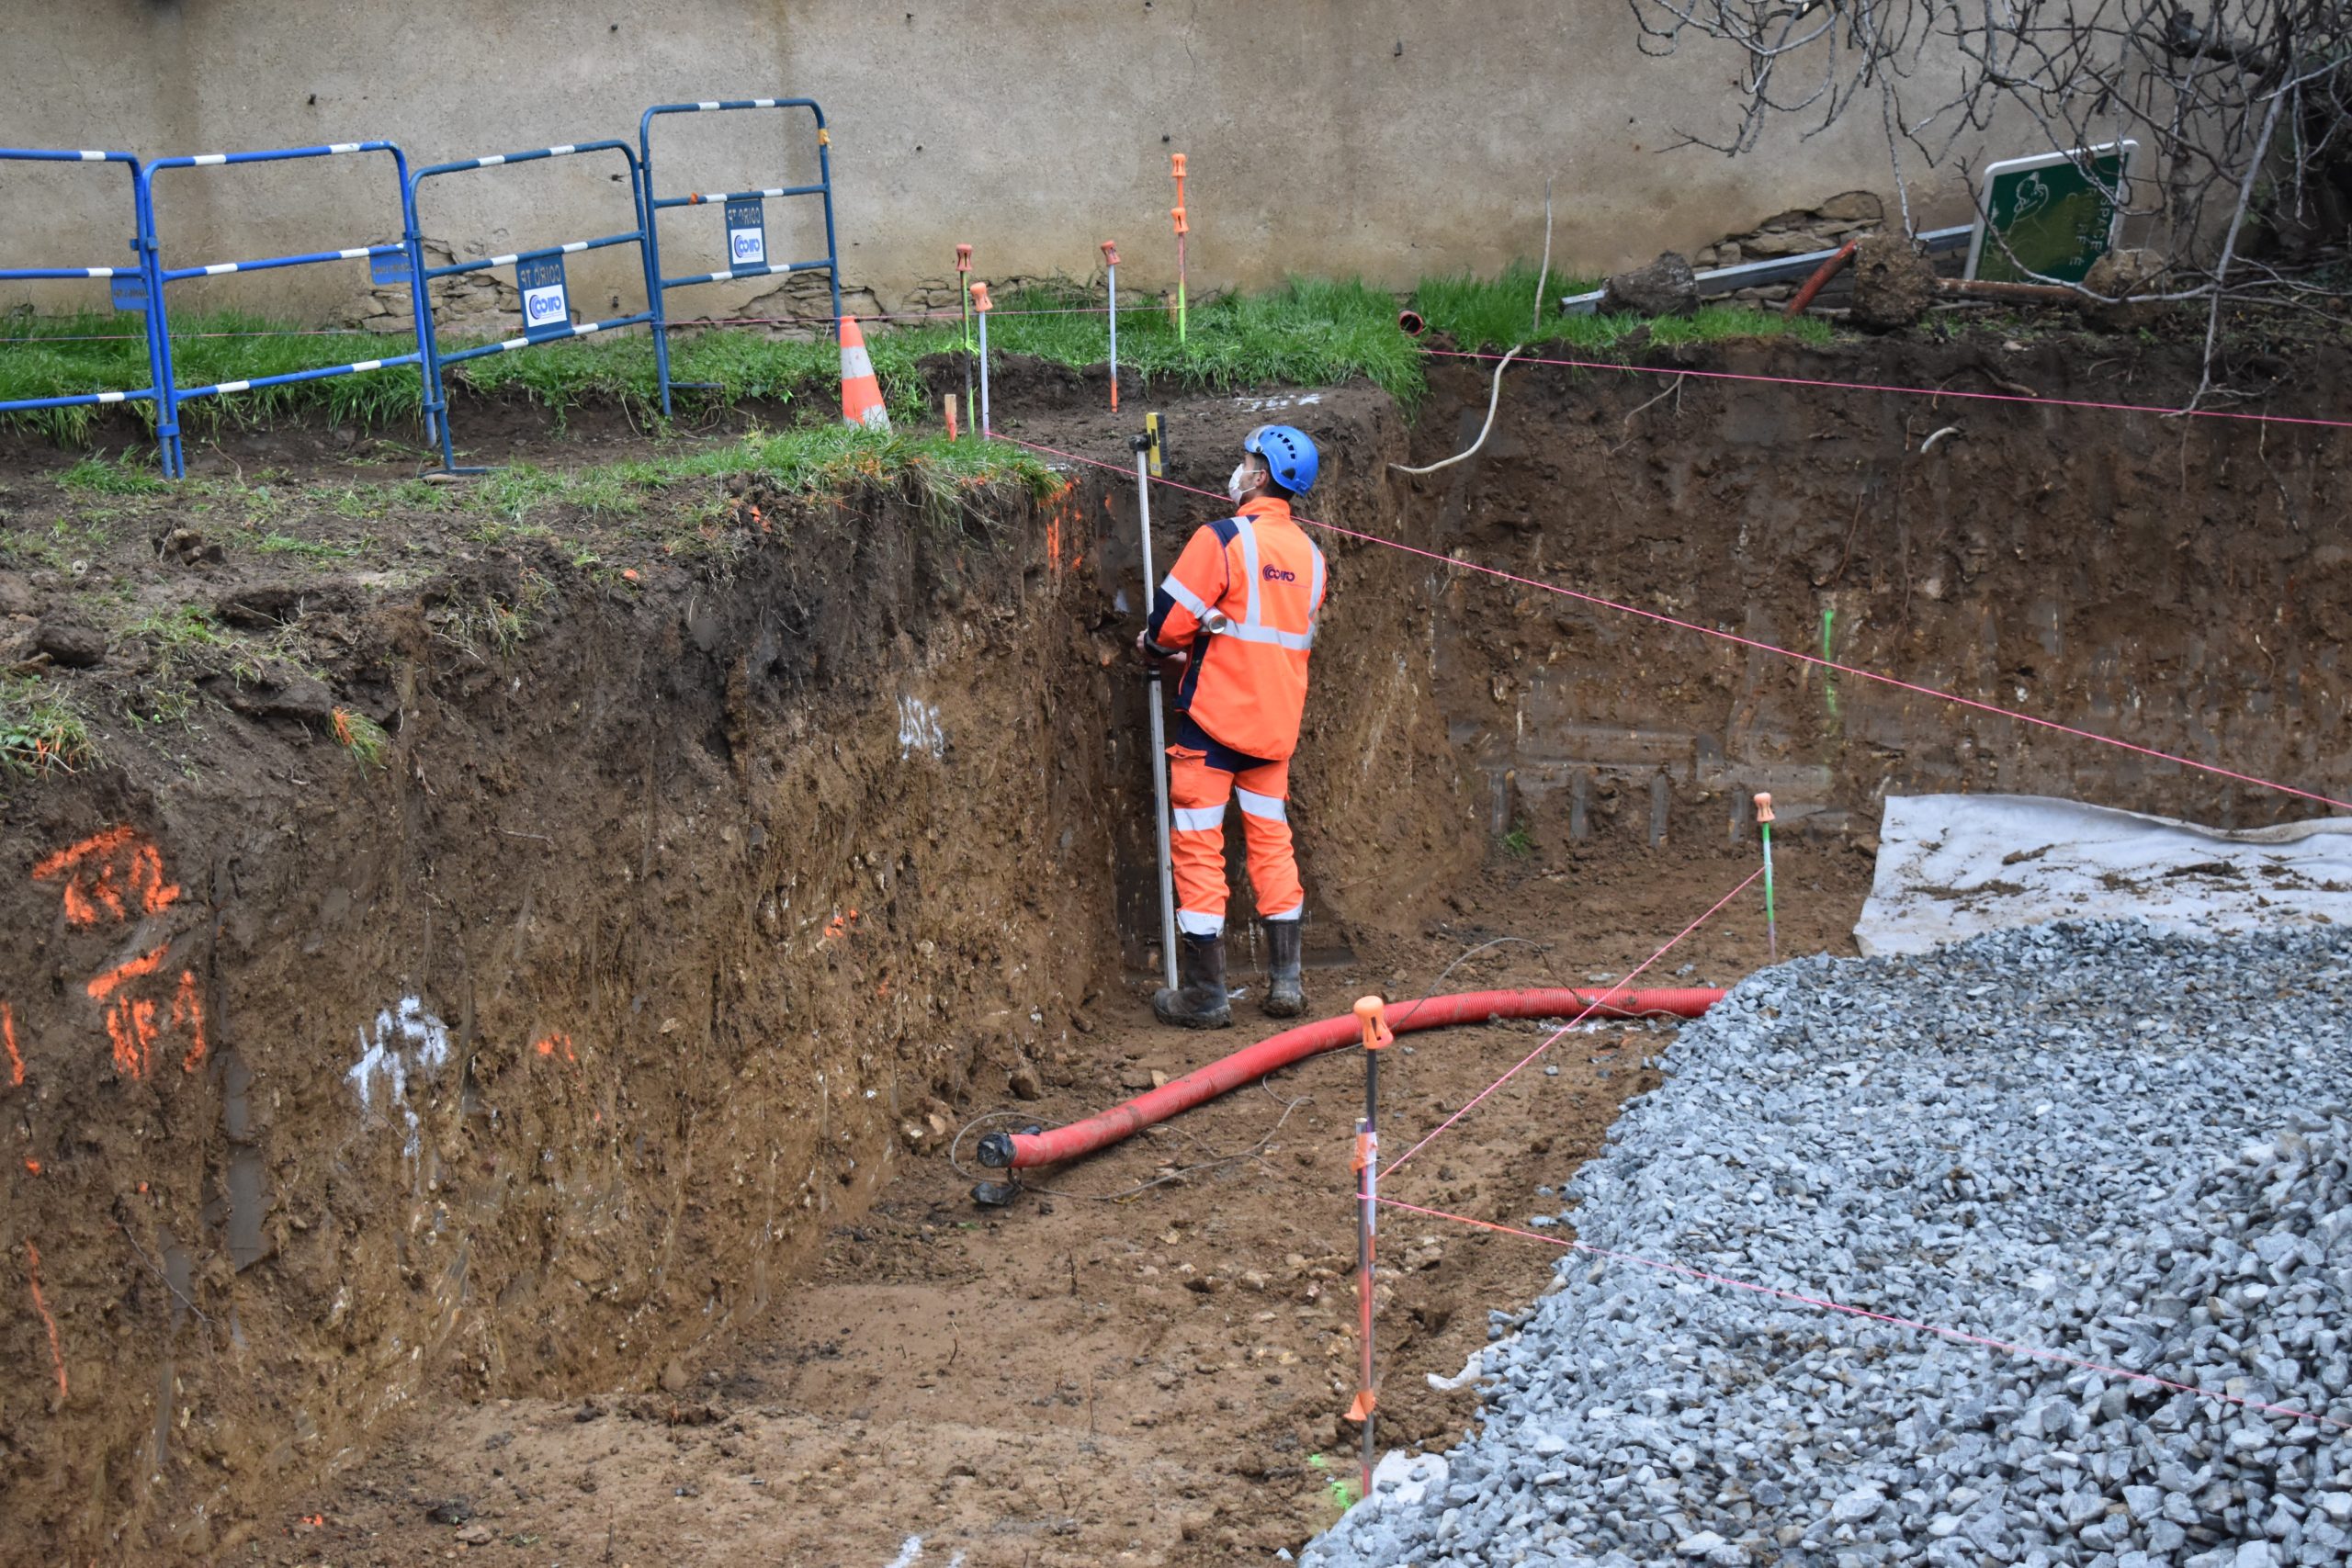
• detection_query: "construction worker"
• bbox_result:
[1136,423,1326,1029]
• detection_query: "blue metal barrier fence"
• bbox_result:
[0,149,171,429]
[639,98,842,415]
[409,140,662,472]
[137,141,435,477]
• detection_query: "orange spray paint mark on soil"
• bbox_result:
[86,946,204,1078]
[32,825,180,927]
[173,970,207,1072]
[25,1242,65,1399]
[3,1002,21,1087]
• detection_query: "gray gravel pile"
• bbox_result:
[1303,921,2352,1567]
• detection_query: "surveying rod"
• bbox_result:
[1132,413,1180,992]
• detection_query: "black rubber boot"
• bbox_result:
[1152,933,1232,1029]
[1262,920,1305,1018]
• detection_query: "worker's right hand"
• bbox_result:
[1135,629,1189,672]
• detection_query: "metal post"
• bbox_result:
[1101,240,1120,412]
[1756,792,1779,965]
[1170,153,1189,344]
[956,243,974,439]
[1133,415,1179,993]
[1347,996,1394,1505]
[973,281,993,436]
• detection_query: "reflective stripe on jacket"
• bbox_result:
[1145,496,1327,761]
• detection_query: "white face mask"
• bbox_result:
[1227,462,1254,504]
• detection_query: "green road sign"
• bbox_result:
[1965,141,2135,285]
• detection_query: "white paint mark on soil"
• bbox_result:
[346,996,452,1158]
[897,696,944,759]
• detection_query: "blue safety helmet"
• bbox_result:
[1245,423,1319,497]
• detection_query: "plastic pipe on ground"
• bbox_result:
[977,986,1724,1171]
[1781,240,1859,319]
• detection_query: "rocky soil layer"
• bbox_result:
[1307,920,2352,1568]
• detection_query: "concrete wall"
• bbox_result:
[0,0,1996,326]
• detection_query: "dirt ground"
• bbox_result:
[238,833,1868,1568]
[5,325,2346,1564]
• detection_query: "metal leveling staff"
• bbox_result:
[1135,423,1326,1030]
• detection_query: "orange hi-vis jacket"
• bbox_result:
[1146,496,1328,761]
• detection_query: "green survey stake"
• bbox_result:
[1755,793,1779,965]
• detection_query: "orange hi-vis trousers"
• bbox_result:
[1167,722,1303,939]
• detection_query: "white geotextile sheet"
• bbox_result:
[1854,794,2352,956]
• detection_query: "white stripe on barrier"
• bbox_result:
[548,143,576,156]
[707,269,737,284]
[696,100,721,110]
[560,241,588,254]
[490,254,519,268]
[84,267,111,278]
[760,187,786,197]
[328,142,361,154]
[351,359,383,373]
[97,390,126,404]
[753,97,777,107]
[79,150,106,162]
[575,321,604,334]
[478,154,507,167]
[494,335,527,353]
[337,248,368,261]
[216,379,251,393]
[204,262,239,276]
[192,154,227,166]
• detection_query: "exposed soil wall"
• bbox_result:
[0,377,1482,1559]
[1412,337,2352,855]
[4,329,2345,1561]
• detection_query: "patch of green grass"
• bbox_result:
[126,603,284,687]
[57,451,168,496]
[1412,262,1601,351]
[0,517,105,572]
[3,272,1838,442]
[332,707,390,767]
[129,604,231,657]
[0,677,96,779]
[448,426,1058,532]
[1498,820,1535,859]
[255,532,358,561]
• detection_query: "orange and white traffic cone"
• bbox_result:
[840,315,889,432]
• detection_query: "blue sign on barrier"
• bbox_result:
[517,254,571,340]
[408,139,663,472]
[0,148,170,431]
[139,141,436,478]
[369,249,412,286]
[639,98,843,415]
[724,197,767,269]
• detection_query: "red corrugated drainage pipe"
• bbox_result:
[974,987,1724,1172]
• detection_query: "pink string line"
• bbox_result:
[1385,866,1762,1175]
[993,432,2352,817]
[1424,344,2352,433]
[1377,1196,2352,1432]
